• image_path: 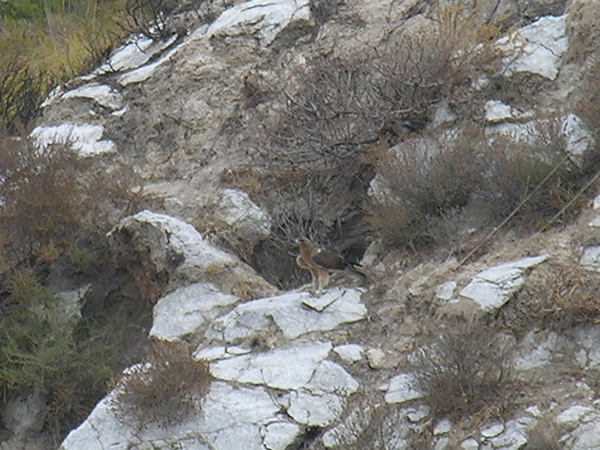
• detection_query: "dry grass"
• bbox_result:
[535,262,600,330]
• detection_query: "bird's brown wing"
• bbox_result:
[310,249,349,271]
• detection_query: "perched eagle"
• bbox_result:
[295,237,365,296]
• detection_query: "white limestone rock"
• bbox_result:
[562,113,596,158]
[30,122,117,157]
[557,405,596,424]
[435,437,450,450]
[209,342,358,394]
[206,288,366,341]
[481,422,505,438]
[214,189,272,244]
[589,215,600,228]
[150,282,240,341]
[459,255,548,312]
[96,34,178,75]
[435,281,457,301]
[334,344,364,362]
[194,346,229,361]
[112,209,237,269]
[513,329,559,370]
[108,211,275,297]
[593,194,600,210]
[405,405,430,423]
[484,100,532,123]
[286,389,345,427]
[461,438,480,450]
[208,0,311,45]
[117,43,180,86]
[62,84,123,110]
[434,418,452,436]
[580,246,600,271]
[384,373,423,404]
[572,418,600,450]
[60,381,288,450]
[572,326,600,370]
[485,417,536,450]
[261,421,300,450]
[209,343,358,429]
[496,15,568,80]
[210,342,333,389]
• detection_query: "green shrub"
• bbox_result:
[0,270,120,438]
[0,133,148,438]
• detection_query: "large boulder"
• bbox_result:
[108,210,277,302]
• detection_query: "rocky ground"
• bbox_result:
[4,0,600,449]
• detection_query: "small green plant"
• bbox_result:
[413,320,514,420]
[112,340,212,426]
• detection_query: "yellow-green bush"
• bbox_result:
[0,0,127,132]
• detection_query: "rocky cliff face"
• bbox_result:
[8,0,600,449]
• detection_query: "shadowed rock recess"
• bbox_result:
[7,0,600,449]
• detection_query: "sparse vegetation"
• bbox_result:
[413,320,514,420]
[524,419,562,450]
[0,270,124,438]
[0,0,127,132]
[537,262,600,330]
[0,131,148,439]
[323,394,426,450]
[111,340,212,426]
[0,134,142,271]
[367,115,600,253]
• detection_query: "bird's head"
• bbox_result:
[295,237,314,250]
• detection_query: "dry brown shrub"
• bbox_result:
[377,129,486,216]
[366,127,487,251]
[482,120,586,229]
[327,394,421,450]
[0,135,143,272]
[534,262,600,330]
[413,320,514,420]
[269,53,381,167]
[524,419,562,450]
[112,340,212,426]
[368,114,600,255]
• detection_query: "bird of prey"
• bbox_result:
[295,237,365,296]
